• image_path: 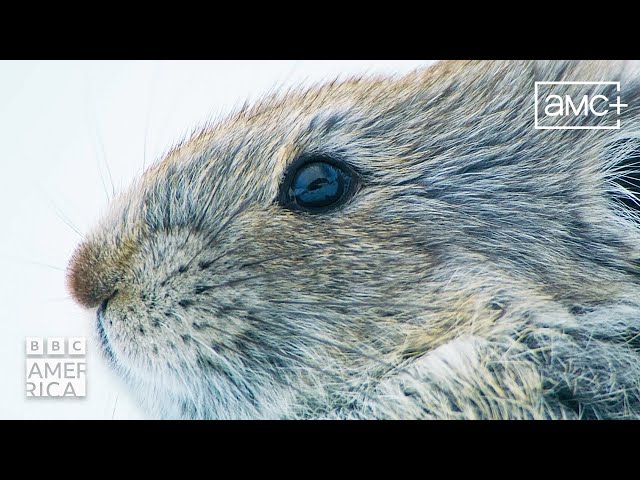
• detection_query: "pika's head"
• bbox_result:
[67,61,640,419]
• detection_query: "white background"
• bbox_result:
[0,60,436,419]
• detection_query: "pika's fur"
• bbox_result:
[67,61,640,419]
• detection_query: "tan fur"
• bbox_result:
[67,61,640,419]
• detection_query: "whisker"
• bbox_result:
[193,244,252,271]
[96,123,116,200]
[95,149,110,202]
[171,362,203,419]
[89,117,112,202]
[142,67,156,173]
[22,260,66,272]
[189,334,311,403]
[198,272,273,291]
[177,126,256,259]
[43,296,75,303]
[192,322,344,385]
[189,335,273,411]
[111,394,119,420]
[180,198,253,272]
[153,291,337,411]
[269,298,428,311]
[43,196,84,238]
[82,65,109,202]
[147,313,259,417]
[220,302,411,379]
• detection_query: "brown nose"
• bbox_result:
[66,240,122,309]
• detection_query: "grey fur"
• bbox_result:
[67,61,640,419]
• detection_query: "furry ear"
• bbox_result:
[606,137,640,213]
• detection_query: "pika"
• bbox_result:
[67,61,640,419]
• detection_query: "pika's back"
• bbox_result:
[68,61,640,419]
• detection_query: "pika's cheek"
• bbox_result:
[97,295,169,364]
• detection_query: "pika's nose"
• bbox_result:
[66,240,122,309]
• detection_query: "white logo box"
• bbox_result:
[534,81,626,130]
[26,337,86,356]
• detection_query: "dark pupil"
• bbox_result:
[291,162,346,208]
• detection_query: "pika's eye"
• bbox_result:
[278,155,359,213]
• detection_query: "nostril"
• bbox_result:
[95,292,117,361]
[97,299,108,319]
[97,290,117,320]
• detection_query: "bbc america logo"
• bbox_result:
[25,337,87,398]
[534,81,628,130]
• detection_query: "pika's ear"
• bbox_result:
[599,61,640,214]
[606,137,640,213]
